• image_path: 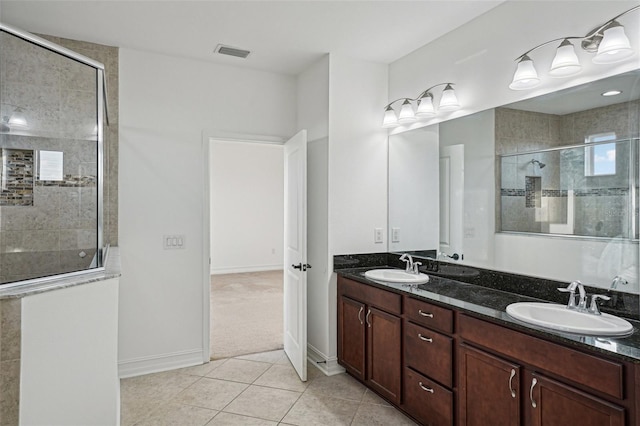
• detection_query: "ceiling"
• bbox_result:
[0,0,505,75]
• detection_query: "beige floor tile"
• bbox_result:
[280,393,360,426]
[207,412,279,425]
[235,349,286,364]
[178,359,228,377]
[305,373,367,401]
[253,363,309,392]
[206,358,271,384]
[361,388,392,406]
[175,377,248,410]
[351,402,417,426]
[120,398,164,426]
[222,385,301,422]
[136,402,217,426]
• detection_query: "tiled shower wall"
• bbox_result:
[496,100,639,236]
[0,31,118,284]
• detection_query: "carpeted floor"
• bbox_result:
[210,270,284,359]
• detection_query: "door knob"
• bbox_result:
[291,263,312,271]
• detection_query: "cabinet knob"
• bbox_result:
[365,309,372,328]
[418,382,434,393]
[418,310,434,318]
[357,307,364,325]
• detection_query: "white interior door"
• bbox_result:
[439,144,464,259]
[283,130,308,381]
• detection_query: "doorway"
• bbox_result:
[209,139,285,359]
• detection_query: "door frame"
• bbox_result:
[201,130,286,362]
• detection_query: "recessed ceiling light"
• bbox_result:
[601,90,622,97]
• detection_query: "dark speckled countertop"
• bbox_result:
[336,265,640,364]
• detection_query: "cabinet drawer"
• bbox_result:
[404,367,453,426]
[404,321,453,388]
[405,297,453,333]
[338,276,402,315]
[459,314,625,400]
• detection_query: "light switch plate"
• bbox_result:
[374,228,384,244]
[163,234,186,249]
[392,227,400,243]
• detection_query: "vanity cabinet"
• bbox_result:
[458,314,628,426]
[337,276,402,404]
[337,274,638,426]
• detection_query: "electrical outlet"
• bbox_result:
[374,228,384,244]
[392,227,400,243]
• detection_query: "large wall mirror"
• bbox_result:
[388,69,640,294]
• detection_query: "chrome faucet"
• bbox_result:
[399,253,422,275]
[610,275,628,290]
[558,280,587,311]
[399,253,414,273]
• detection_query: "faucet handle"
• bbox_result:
[557,284,577,308]
[588,294,611,315]
[412,261,422,274]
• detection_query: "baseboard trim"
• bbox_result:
[210,265,283,275]
[307,343,344,376]
[118,348,204,378]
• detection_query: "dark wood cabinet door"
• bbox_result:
[338,295,366,380]
[459,344,521,426]
[404,367,453,426]
[529,373,625,426]
[367,306,402,404]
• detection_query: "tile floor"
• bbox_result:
[121,349,417,426]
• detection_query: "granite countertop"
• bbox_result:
[0,246,121,299]
[336,265,640,364]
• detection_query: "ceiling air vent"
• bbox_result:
[215,44,251,59]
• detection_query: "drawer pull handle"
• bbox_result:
[418,333,433,343]
[365,309,372,328]
[357,307,364,325]
[418,310,434,318]
[530,378,538,408]
[509,369,516,398]
[418,382,434,393]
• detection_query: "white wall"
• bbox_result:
[328,55,389,255]
[20,279,120,425]
[440,109,495,268]
[326,55,389,366]
[388,126,439,253]
[118,48,295,375]
[297,56,329,142]
[210,140,284,274]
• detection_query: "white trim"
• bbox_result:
[211,264,284,275]
[307,343,345,376]
[201,133,211,363]
[205,129,286,145]
[118,348,204,378]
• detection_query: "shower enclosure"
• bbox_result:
[500,138,639,239]
[0,23,108,286]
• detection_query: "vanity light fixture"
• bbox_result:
[509,5,639,90]
[382,82,460,128]
[0,104,28,132]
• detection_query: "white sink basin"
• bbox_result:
[506,302,633,337]
[364,269,430,284]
